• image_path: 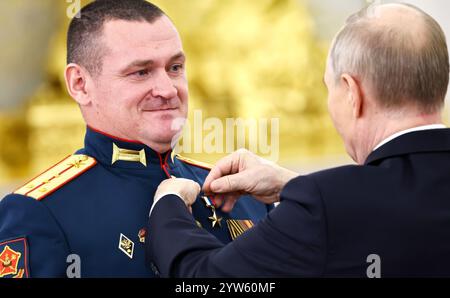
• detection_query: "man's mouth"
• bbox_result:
[140,98,180,112]
[142,107,179,112]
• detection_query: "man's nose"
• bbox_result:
[151,70,178,99]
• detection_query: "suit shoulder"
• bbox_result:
[309,164,365,179]
[308,164,383,185]
[283,165,365,196]
[12,154,97,201]
[174,154,213,171]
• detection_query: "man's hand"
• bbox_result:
[203,149,298,212]
[153,178,201,214]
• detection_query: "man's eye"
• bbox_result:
[169,64,184,73]
[131,69,150,77]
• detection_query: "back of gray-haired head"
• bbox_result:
[330,3,449,113]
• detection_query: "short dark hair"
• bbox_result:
[330,3,449,113]
[67,0,165,75]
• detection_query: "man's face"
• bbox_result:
[324,56,355,157]
[87,16,188,151]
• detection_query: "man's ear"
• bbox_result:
[340,74,363,118]
[64,63,92,106]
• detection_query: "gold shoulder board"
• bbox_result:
[175,154,213,170]
[13,154,97,201]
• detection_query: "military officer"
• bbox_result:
[0,0,270,278]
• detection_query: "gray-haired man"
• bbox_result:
[147,3,450,277]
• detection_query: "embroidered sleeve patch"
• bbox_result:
[0,237,30,278]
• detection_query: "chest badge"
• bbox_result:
[118,233,135,259]
[138,229,146,244]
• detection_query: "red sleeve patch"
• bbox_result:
[0,237,30,278]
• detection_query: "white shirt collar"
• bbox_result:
[373,124,447,151]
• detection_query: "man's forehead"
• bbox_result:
[101,17,183,65]
[102,17,182,49]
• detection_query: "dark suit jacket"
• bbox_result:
[146,128,450,277]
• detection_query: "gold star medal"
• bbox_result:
[202,196,222,228]
[208,211,223,228]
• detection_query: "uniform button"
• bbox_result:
[150,262,160,277]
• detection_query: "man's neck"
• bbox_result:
[355,112,443,164]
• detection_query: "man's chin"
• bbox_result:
[139,114,185,146]
[140,128,181,150]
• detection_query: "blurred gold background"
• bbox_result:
[0,0,448,194]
